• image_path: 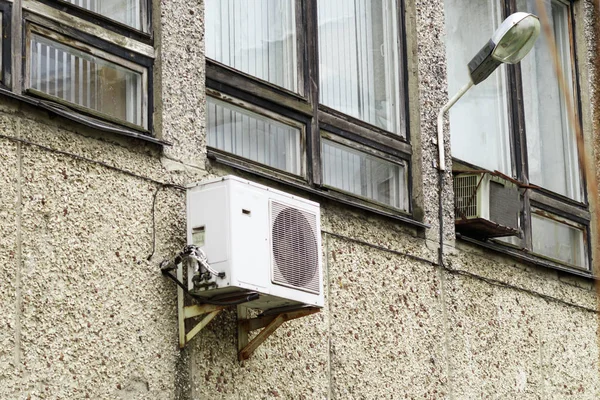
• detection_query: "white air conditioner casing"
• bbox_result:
[186,176,323,310]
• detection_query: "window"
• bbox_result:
[206,0,299,92]
[61,0,148,32]
[207,95,303,175]
[27,27,147,129]
[445,0,590,271]
[0,0,154,137]
[318,0,402,133]
[205,0,415,221]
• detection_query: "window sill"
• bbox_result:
[207,150,429,230]
[0,87,169,146]
[457,234,596,279]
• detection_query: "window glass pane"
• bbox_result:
[205,0,298,92]
[207,97,302,175]
[531,211,586,268]
[62,0,144,31]
[519,0,581,201]
[29,34,145,128]
[445,0,511,174]
[321,138,408,211]
[318,0,401,134]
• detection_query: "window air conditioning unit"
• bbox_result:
[454,172,520,238]
[186,176,323,310]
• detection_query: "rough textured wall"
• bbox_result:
[157,0,207,169]
[446,249,599,399]
[409,0,455,243]
[0,121,19,394]
[1,0,600,399]
[0,101,190,399]
[184,199,599,399]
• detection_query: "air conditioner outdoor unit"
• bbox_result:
[454,172,520,238]
[186,176,323,310]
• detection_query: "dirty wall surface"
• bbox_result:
[0,0,599,399]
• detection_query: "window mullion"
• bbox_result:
[522,188,533,252]
[306,0,320,186]
[295,0,306,98]
[505,0,531,250]
[507,63,528,183]
[11,0,22,93]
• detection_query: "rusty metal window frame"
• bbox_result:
[205,0,418,224]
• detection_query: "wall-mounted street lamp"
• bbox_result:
[437,12,541,171]
[435,12,540,270]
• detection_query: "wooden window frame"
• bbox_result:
[0,2,12,88]
[35,0,152,43]
[205,0,422,227]
[1,0,156,139]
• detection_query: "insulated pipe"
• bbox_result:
[436,79,474,171]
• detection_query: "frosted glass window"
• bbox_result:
[519,0,581,201]
[63,0,145,31]
[322,139,408,211]
[207,97,302,175]
[531,211,586,268]
[205,0,298,92]
[28,34,145,128]
[318,0,402,134]
[445,0,511,174]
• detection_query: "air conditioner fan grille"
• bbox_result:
[271,201,320,294]
[454,175,479,219]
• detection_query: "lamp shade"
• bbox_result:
[491,12,541,63]
[468,12,540,85]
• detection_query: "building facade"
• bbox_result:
[1,0,599,398]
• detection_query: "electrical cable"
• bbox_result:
[323,230,597,314]
[4,133,594,313]
[146,185,163,261]
[0,133,186,190]
[321,230,436,266]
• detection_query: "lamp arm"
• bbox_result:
[436,79,474,171]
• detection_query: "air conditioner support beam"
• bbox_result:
[237,306,320,361]
[177,266,226,349]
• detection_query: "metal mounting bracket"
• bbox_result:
[172,262,320,355]
[237,305,320,361]
[177,265,226,348]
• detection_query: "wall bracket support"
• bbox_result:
[176,264,226,348]
[171,262,319,355]
[237,306,320,361]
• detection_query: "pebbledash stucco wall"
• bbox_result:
[1,0,599,399]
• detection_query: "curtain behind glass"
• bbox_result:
[318,0,401,134]
[206,0,298,92]
[321,139,407,211]
[63,0,143,31]
[207,97,302,175]
[519,0,580,201]
[445,0,511,174]
[29,35,143,127]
